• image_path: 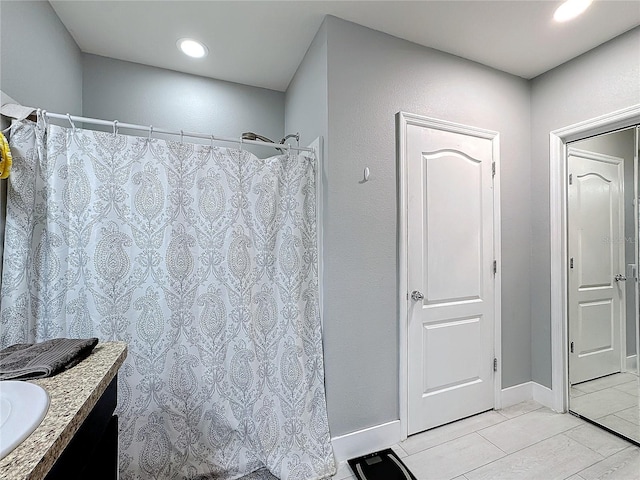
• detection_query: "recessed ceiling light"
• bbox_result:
[553,0,593,22]
[177,38,208,58]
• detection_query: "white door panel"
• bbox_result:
[424,151,482,304]
[568,148,624,385]
[422,316,483,393]
[405,119,496,435]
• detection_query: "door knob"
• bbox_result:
[615,274,627,282]
[411,290,424,301]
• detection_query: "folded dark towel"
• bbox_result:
[0,337,99,380]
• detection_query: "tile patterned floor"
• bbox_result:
[571,373,640,444]
[331,401,640,480]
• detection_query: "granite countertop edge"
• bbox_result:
[0,341,128,480]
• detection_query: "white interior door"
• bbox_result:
[404,117,497,435]
[568,147,625,385]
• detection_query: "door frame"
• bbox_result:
[397,112,502,440]
[549,104,640,413]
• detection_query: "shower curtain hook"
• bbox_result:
[180,130,184,144]
[210,134,215,149]
[113,120,119,136]
[239,138,243,152]
[66,113,76,132]
[148,125,153,141]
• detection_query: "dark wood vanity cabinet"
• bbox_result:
[45,376,118,480]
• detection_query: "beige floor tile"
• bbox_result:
[391,444,408,458]
[477,408,582,454]
[402,432,505,480]
[578,446,640,480]
[573,373,638,394]
[570,388,638,419]
[595,415,640,444]
[498,400,543,419]
[571,387,587,398]
[613,380,640,397]
[465,434,602,480]
[616,406,640,426]
[401,410,506,455]
[564,423,631,457]
[342,401,640,480]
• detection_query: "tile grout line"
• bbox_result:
[572,445,640,479]
[400,411,512,457]
[563,423,636,459]
[474,429,585,462]
[400,406,545,459]
[474,429,509,455]
[355,401,640,480]
[393,443,409,457]
[461,431,606,480]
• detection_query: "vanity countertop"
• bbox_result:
[0,341,127,480]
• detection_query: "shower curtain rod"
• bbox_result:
[42,111,315,154]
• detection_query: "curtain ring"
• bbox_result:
[40,110,48,129]
[66,113,76,132]
[148,125,153,141]
[113,120,119,136]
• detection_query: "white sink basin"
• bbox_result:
[0,381,49,460]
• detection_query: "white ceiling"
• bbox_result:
[50,1,640,92]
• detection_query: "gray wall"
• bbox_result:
[319,16,532,436]
[530,27,640,388]
[572,129,637,357]
[83,54,285,156]
[0,0,82,114]
[285,21,328,150]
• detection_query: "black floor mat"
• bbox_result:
[348,448,417,480]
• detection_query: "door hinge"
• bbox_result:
[493,260,497,275]
[492,162,496,178]
[569,173,573,185]
[570,257,574,269]
[493,358,498,372]
[570,341,574,354]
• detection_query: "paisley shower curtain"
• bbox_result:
[0,114,335,480]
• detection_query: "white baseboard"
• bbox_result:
[501,382,533,408]
[532,382,555,410]
[331,420,401,463]
[627,354,637,372]
[500,381,555,411]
